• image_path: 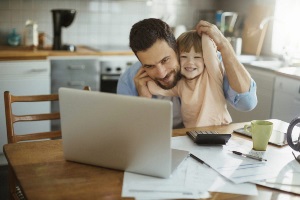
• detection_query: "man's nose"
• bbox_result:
[155,64,167,78]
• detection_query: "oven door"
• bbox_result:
[100,74,120,93]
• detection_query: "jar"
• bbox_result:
[7,28,21,46]
[38,32,45,49]
[24,20,38,47]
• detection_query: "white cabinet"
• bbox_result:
[272,75,300,122]
[228,65,276,122]
[0,60,51,155]
[50,58,100,93]
[50,57,100,130]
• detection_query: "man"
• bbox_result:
[117,18,257,128]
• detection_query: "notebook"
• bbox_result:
[233,119,299,147]
[59,88,188,178]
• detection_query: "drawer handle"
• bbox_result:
[30,68,48,72]
[68,81,85,86]
[68,65,85,70]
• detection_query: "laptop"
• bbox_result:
[233,119,300,147]
[59,88,188,178]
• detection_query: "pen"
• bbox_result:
[189,153,211,167]
[232,151,267,162]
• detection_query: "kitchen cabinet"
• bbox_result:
[227,65,276,122]
[0,60,51,155]
[50,57,100,130]
[272,75,300,122]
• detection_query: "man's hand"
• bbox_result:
[134,67,153,98]
[196,20,229,52]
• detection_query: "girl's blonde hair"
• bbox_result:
[177,30,202,53]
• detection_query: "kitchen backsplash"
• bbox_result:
[0,0,216,47]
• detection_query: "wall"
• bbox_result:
[0,0,216,47]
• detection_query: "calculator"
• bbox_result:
[186,130,231,145]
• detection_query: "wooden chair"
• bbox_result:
[4,86,91,199]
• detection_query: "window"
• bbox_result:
[273,0,300,59]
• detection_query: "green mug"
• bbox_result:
[244,120,273,151]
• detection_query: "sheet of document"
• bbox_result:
[171,136,282,184]
[253,153,300,194]
[122,157,210,199]
[185,157,257,195]
[122,150,257,199]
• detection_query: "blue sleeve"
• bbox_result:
[223,75,258,111]
[217,52,257,111]
[117,61,141,96]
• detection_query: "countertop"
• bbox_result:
[276,67,300,81]
[239,55,300,80]
[1,48,300,81]
[0,45,134,61]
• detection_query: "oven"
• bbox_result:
[86,45,137,93]
[100,60,134,93]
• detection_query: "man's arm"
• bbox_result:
[223,74,257,111]
[196,20,251,93]
[196,20,257,111]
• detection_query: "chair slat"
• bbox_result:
[11,94,59,103]
[14,131,61,143]
[13,113,60,123]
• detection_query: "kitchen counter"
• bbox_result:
[0,45,134,61]
[276,66,300,80]
[245,63,300,80]
[238,54,300,80]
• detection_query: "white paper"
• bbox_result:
[185,157,257,195]
[122,158,210,199]
[253,155,300,194]
[172,136,277,184]
[122,154,257,199]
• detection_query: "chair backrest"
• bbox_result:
[4,86,91,143]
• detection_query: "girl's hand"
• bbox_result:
[196,20,228,51]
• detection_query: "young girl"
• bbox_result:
[147,30,232,128]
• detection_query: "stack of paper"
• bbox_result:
[122,135,300,199]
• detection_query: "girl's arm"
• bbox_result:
[147,81,177,96]
[197,20,251,93]
[202,34,224,84]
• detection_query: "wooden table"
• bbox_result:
[3,123,299,199]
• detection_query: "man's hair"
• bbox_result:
[177,30,202,54]
[129,18,178,56]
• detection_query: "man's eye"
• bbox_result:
[180,56,187,58]
[195,56,202,59]
[144,65,153,68]
[161,57,169,64]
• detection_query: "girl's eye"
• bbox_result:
[195,56,202,59]
[180,55,187,58]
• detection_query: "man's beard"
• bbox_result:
[154,69,181,90]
